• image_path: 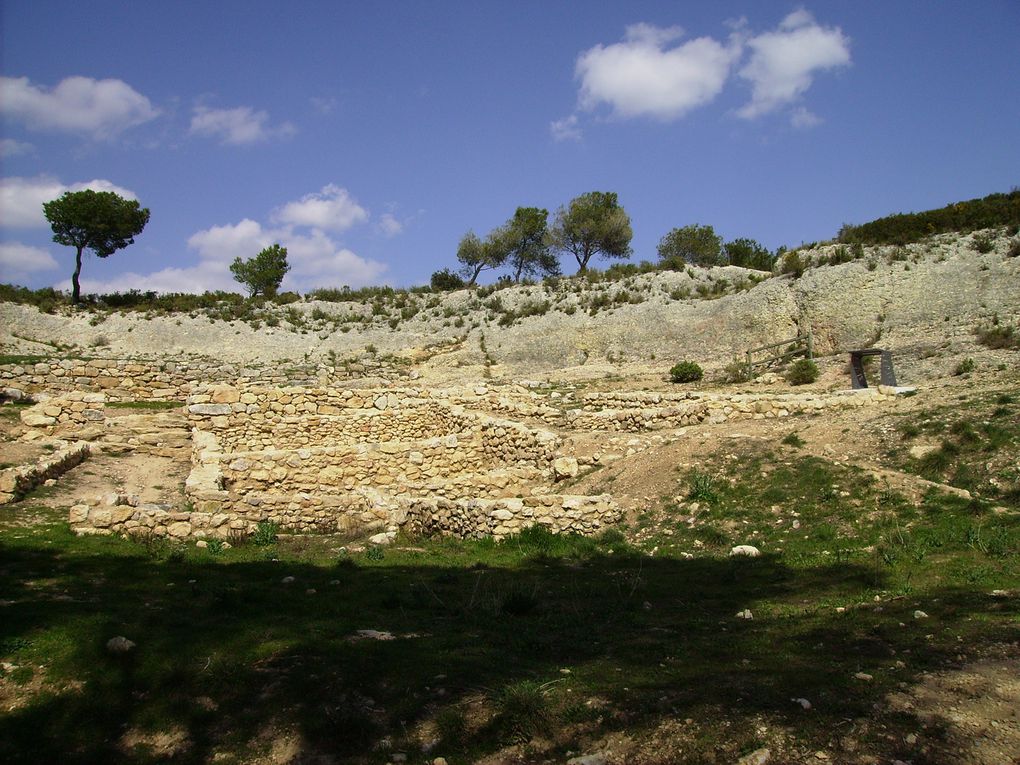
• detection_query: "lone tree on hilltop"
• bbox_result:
[43,189,150,304]
[548,191,632,274]
[505,206,559,282]
[230,243,290,298]
[657,224,723,269]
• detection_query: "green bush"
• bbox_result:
[252,521,279,547]
[954,358,975,376]
[972,233,995,253]
[669,361,703,384]
[786,358,819,385]
[430,268,465,291]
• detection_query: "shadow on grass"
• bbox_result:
[0,540,1016,764]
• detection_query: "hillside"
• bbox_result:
[2,228,1017,384]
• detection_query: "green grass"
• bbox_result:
[891,390,1020,506]
[0,444,1017,763]
[105,400,183,411]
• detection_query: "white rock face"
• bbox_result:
[552,456,579,479]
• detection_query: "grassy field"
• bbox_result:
[1,399,1018,764]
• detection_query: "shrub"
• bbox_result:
[780,251,806,278]
[669,361,703,384]
[430,268,465,291]
[972,233,996,253]
[686,471,718,503]
[252,521,279,547]
[786,358,819,385]
[1007,239,1020,258]
[976,323,1018,349]
[721,359,752,383]
[954,358,975,376]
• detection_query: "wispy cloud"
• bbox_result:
[737,10,850,119]
[377,213,403,237]
[0,175,138,228]
[0,138,34,157]
[189,105,296,145]
[0,75,159,138]
[550,114,582,142]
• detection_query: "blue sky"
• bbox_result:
[1,1,1018,294]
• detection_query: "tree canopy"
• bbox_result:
[504,207,559,282]
[230,244,290,298]
[657,224,723,268]
[724,237,774,271]
[42,189,150,304]
[456,230,507,286]
[548,191,633,273]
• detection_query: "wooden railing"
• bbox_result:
[744,332,813,378]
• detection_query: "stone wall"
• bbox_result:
[0,356,402,402]
[1,440,90,504]
[81,383,583,541]
[19,393,106,430]
[566,387,902,432]
[68,489,621,542]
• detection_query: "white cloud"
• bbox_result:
[0,138,34,157]
[378,213,403,237]
[0,175,138,228]
[550,114,582,142]
[790,106,822,129]
[190,105,296,145]
[272,184,368,232]
[575,22,741,120]
[737,10,850,119]
[0,75,159,137]
[0,241,59,283]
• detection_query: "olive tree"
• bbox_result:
[230,243,290,298]
[42,189,150,304]
[548,191,632,273]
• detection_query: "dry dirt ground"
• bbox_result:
[1,364,1018,764]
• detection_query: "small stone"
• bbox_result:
[106,636,136,654]
[793,697,812,709]
[737,747,772,765]
[730,545,761,557]
[195,540,208,549]
[432,759,448,765]
[854,672,873,682]
[552,456,579,480]
[281,576,296,584]
[735,608,753,620]
[566,755,607,765]
[905,733,918,745]
[913,610,928,620]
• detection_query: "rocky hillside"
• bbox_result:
[2,228,1017,381]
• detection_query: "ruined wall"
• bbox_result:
[0,356,401,402]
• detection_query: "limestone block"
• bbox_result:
[68,504,90,524]
[89,508,113,528]
[167,521,192,537]
[210,385,241,404]
[110,506,136,524]
[189,403,233,416]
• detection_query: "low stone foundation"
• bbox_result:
[1,440,90,504]
[19,393,106,430]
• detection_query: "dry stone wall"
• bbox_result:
[73,382,609,542]
[19,393,106,430]
[0,356,401,402]
[1,440,90,504]
[567,387,902,432]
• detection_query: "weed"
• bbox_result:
[252,521,279,547]
[687,470,718,503]
[953,358,975,376]
[781,432,806,448]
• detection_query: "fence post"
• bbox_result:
[806,332,813,360]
